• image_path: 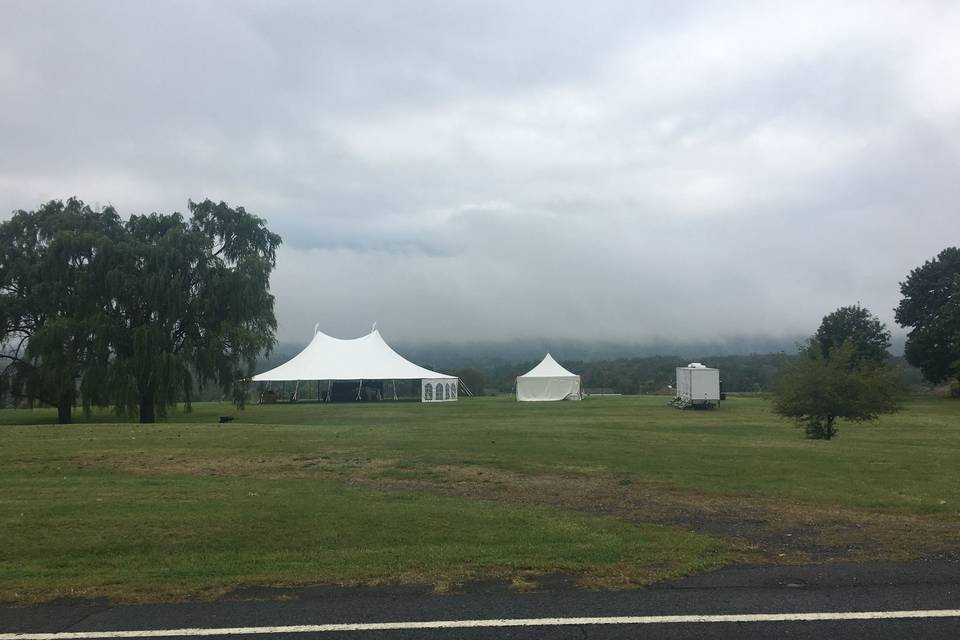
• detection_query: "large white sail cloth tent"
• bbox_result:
[252,326,458,403]
[516,353,582,402]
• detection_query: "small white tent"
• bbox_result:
[516,353,582,402]
[253,327,458,403]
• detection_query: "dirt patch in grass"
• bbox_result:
[76,452,396,480]
[350,465,960,564]
[78,452,960,566]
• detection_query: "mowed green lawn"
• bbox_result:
[1,395,958,602]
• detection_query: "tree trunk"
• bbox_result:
[825,416,835,440]
[139,389,156,424]
[57,391,73,424]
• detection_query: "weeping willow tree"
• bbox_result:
[102,200,281,423]
[0,199,122,423]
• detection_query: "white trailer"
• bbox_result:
[675,363,721,408]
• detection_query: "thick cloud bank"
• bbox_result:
[3,1,959,344]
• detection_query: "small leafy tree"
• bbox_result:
[815,304,891,366]
[771,339,901,439]
[895,247,960,388]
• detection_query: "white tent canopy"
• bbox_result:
[516,353,582,402]
[253,327,456,402]
[254,328,455,381]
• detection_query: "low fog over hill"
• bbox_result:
[265,334,906,373]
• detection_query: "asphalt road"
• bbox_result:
[2,557,959,640]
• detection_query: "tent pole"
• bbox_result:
[393,380,398,401]
[357,379,363,401]
[293,380,300,402]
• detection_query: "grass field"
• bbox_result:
[2,395,959,603]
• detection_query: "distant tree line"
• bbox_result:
[252,342,924,399]
[465,353,793,395]
[434,352,922,397]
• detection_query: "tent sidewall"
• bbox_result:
[516,375,581,401]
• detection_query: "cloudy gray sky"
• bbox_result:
[2,0,959,346]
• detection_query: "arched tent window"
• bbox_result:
[451,384,457,399]
[424,383,433,401]
[445,383,453,400]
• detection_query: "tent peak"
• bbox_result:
[519,353,578,378]
[305,327,382,343]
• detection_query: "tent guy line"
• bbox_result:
[4,609,960,639]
